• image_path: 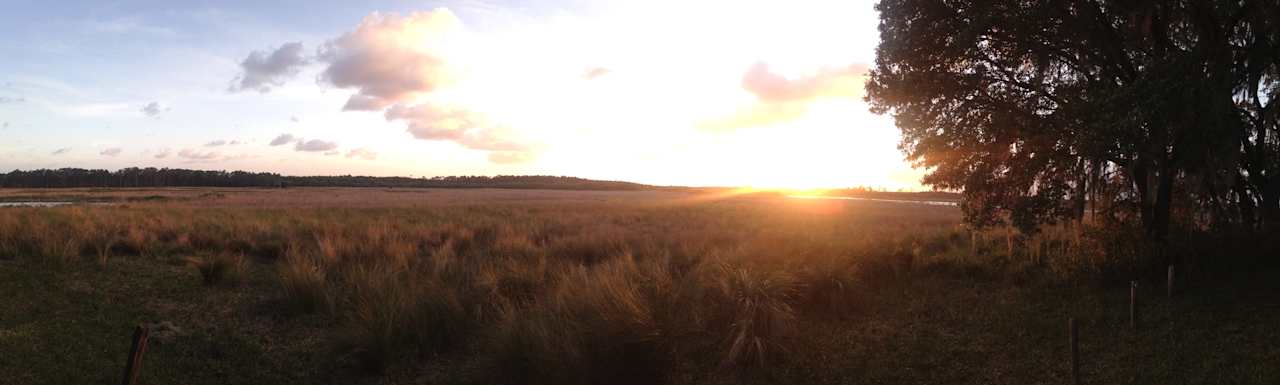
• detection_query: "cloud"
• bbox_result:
[154,148,172,159]
[323,150,340,156]
[294,139,339,152]
[203,139,241,147]
[345,148,378,160]
[583,67,610,80]
[230,42,309,93]
[262,9,531,164]
[0,96,25,104]
[384,103,529,152]
[51,148,71,155]
[178,149,220,160]
[140,101,168,117]
[700,103,808,131]
[290,115,300,123]
[703,62,869,130]
[317,10,463,111]
[269,133,297,146]
[100,148,123,157]
[2,122,8,129]
[741,62,868,102]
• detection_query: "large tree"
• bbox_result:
[868,0,1280,240]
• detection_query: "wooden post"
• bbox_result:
[1069,318,1080,385]
[1129,281,1139,330]
[121,325,150,385]
[1167,265,1175,299]
[970,230,976,256]
[1006,226,1013,257]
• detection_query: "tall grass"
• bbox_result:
[2,196,1250,382]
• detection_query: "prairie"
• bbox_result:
[0,187,1276,385]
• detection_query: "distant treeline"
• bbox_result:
[0,168,652,190]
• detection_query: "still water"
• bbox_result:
[0,201,74,208]
[787,195,958,207]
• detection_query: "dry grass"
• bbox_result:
[186,253,248,286]
[3,187,1272,383]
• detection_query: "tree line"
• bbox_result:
[0,168,651,190]
[868,0,1280,241]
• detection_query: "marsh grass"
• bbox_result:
[187,252,248,286]
[1,193,1274,383]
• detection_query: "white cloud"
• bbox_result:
[583,67,609,80]
[178,148,220,160]
[269,133,297,146]
[154,148,172,159]
[293,139,338,152]
[100,147,122,156]
[384,103,530,153]
[702,62,869,130]
[741,62,867,102]
[140,101,168,117]
[205,140,228,147]
[345,148,378,160]
[51,148,71,155]
[230,42,309,93]
[317,9,463,111]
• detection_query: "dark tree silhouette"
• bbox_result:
[868,0,1280,240]
[0,168,650,191]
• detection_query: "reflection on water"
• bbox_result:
[787,195,958,207]
[0,201,74,208]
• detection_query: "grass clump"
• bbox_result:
[278,252,333,314]
[186,253,247,286]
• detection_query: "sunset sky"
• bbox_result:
[0,0,924,190]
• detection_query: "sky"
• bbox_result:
[0,0,924,190]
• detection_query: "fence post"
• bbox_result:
[121,325,150,385]
[1130,281,1139,330]
[1069,318,1080,385]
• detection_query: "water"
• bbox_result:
[787,195,958,207]
[0,201,74,208]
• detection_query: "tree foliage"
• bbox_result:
[868,0,1280,239]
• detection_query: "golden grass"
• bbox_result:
[1,189,1177,381]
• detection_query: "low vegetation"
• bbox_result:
[0,189,1276,384]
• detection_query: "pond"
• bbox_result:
[787,195,958,207]
[0,201,74,208]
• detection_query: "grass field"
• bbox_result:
[1,187,1276,384]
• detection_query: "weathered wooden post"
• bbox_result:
[1167,265,1175,299]
[1130,281,1139,330]
[1006,226,1014,257]
[1069,318,1080,385]
[121,325,150,385]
